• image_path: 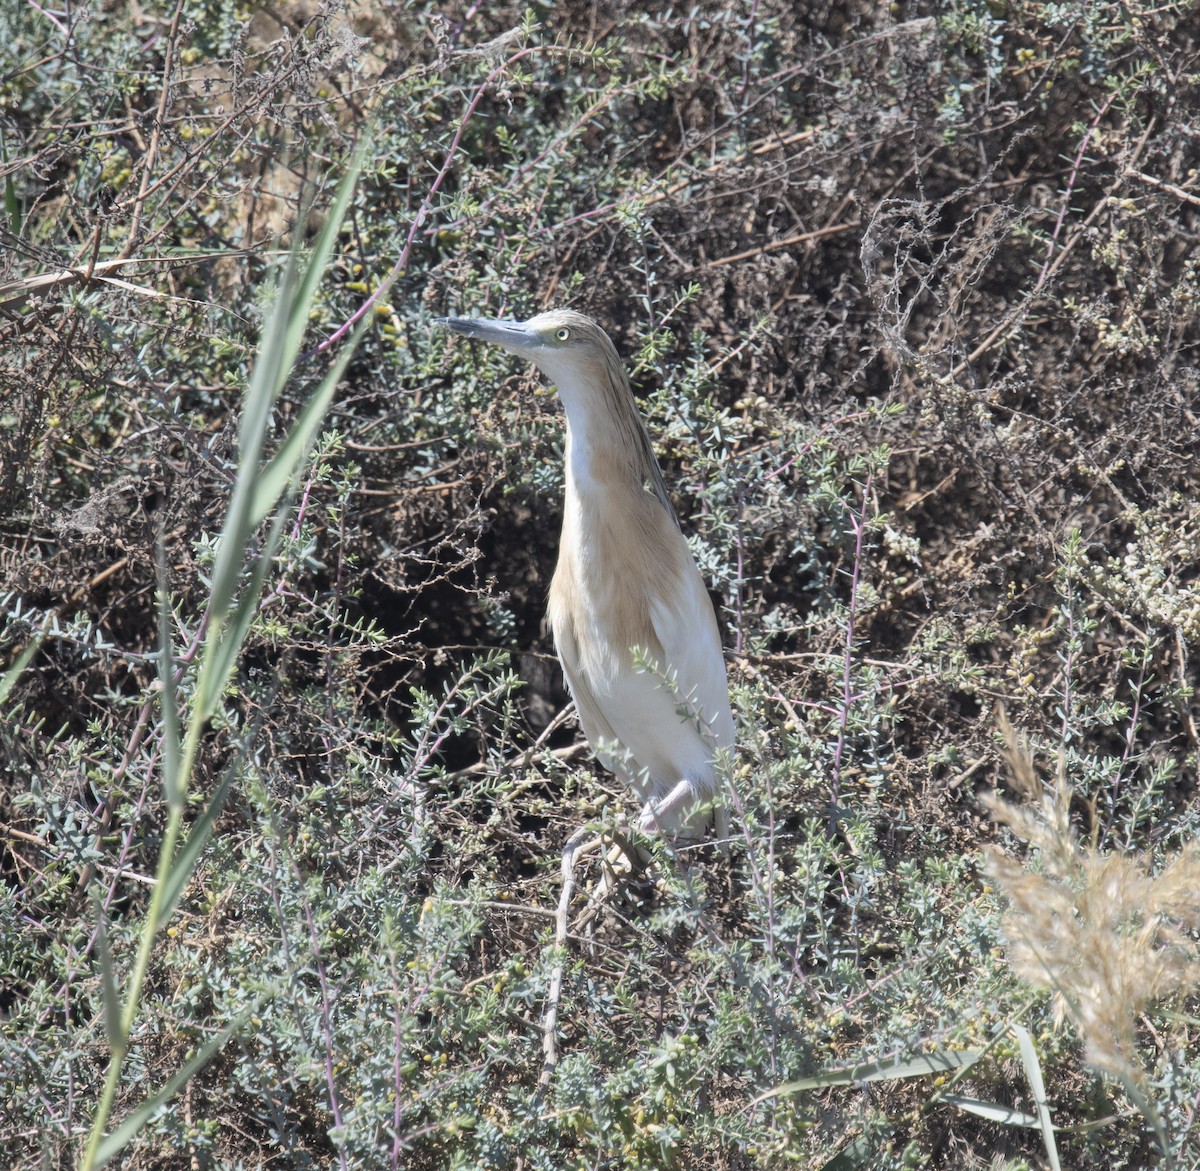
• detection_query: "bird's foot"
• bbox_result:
[572,830,644,932]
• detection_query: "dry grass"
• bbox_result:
[985,711,1200,1149]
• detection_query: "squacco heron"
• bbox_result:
[435,308,734,1086]
[436,309,734,833]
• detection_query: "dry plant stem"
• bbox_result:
[440,711,584,786]
[118,0,184,260]
[301,877,349,1171]
[570,832,642,934]
[437,69,686,247]
[733,482,747,654]
[1034,92,1117,292]
[406,668,514,781]
[1127,167,1200,208]
[538,825,598,1097]
[388,941,408,1171]
[72,618,207,907]
[514,126,818,247]
[691,221,857,273]
[956,114,1155,372]
[829,470,873,821]
[1173,628,1200,749]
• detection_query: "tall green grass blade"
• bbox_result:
[157,732,243,922]
[283,137,368,391]
[81,141,370,1170]
[195,505,292,720]
[156,541,183,814]
[93,903,123,1052]
[0,628,44,708]
[941,1094,1041,1127]
[818,1134,874,1170]
[753,1047,984,1102]
[1013,1024,1061,1171]
[942,1094,1126,1134]
[1,126,19,235]
[91,1001,261,1168]
[204,250,301,650]
[250,312,371,526]
[200,143,369,709]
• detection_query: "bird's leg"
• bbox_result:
[603,828,643,881]
[571,828,644,934]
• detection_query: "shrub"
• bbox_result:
[1,1,1197,1167]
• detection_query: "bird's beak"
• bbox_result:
[433,315,543,355]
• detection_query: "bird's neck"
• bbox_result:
[560,398,638,504]
[552,363,677,522]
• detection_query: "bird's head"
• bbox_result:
[436,306,678,521]
[434,309,617,390]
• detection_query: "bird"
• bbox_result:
[435,309,734,837]
[434,308,735,1089]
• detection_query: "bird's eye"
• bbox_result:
[555,327,571,342]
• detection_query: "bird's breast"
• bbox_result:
[548,472,683,678]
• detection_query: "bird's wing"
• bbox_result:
[646,549,735,751]
[552,614,626,779]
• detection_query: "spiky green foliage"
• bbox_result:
[2,2,1199,1169]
